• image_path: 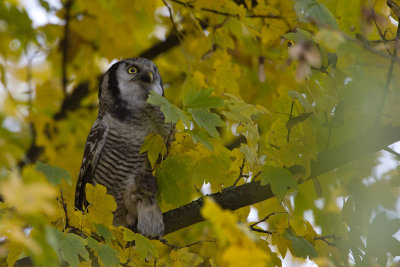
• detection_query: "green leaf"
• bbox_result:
[35,162,71,185]
[284,228,318,258]
[87,237,119,267]
[187,129,213,150]
[140,133,166,168]
[147,90,190,126]
[190,108,225,138]
[87,237,100,251]
[39,0,51,11]
[287,90,313,113]
[282,28,312,41]
[260,165,298,200]
[156,155,192,207]
[121,227,158,260]
[366,212,400,266]
[51,229,89,267]
[95,224,114,245]
[222,93,268,123]
[293,0,338,29]
[98,243,119,267]
[183,88,224,109]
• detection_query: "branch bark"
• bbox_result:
[163,125,400,235]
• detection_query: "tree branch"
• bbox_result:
[168,0,281,19]
[14,124,400,266]
[61,0,73,95]
[163,125,400,235]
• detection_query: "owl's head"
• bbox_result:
[99,57,164,113]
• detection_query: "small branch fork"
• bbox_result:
[314,234,338,247]
[249,211,288,235]
[232,159,261,186]
[159,238,215,250]
[233,159,247,186]
[249,211,338,247]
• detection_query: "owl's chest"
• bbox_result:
[105,109,168,146]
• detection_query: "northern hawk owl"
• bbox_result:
[75,58,173,239]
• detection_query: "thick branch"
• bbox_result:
[163,125,400,235]
[14,125,400,266]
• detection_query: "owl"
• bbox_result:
[75,57,173,239]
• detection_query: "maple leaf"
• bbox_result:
[86,183,117,225]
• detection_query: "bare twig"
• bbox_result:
[369,4,393,56]
[384,146,400,159]
[162,0,182,38]
[169,0,281,19]
[250,228,272,235]
[314,234,338,247]
[59,190,70,231]
[159,238,215,249]
[250,211,288,229]
[233,159,246,186]
[369,38,398,43]
[250,171,260,182]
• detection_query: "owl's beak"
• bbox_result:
[140,71,154,83]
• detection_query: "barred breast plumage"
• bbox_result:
[75,57,172,238]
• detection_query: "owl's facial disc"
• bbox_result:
[113,62,160,107]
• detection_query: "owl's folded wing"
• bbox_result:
[75,119,108,210]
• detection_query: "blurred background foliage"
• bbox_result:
[0,0,400,266]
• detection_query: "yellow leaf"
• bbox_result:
[0,223,41,254]
[271,225,290,258]
[6,243,24,267]
[86,183,117,225]
[304,221,317,245]
[261,20,288,44]
[253,4,280,16]
[68,209,95,235]
[170,248,204,267]
[192,71,208,88]
[35,79,63,114]
[315,29,345,52]
[78,261,93,267]
[222,244,269,267]
[1,174,57,216]
[140,133,166,168]
[172,260,183,267]
[201,198,242,246]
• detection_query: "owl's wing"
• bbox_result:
[75,119,108,210]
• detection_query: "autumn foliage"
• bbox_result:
[1,0,400,266]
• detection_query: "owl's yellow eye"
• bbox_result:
[128,67,138,74]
